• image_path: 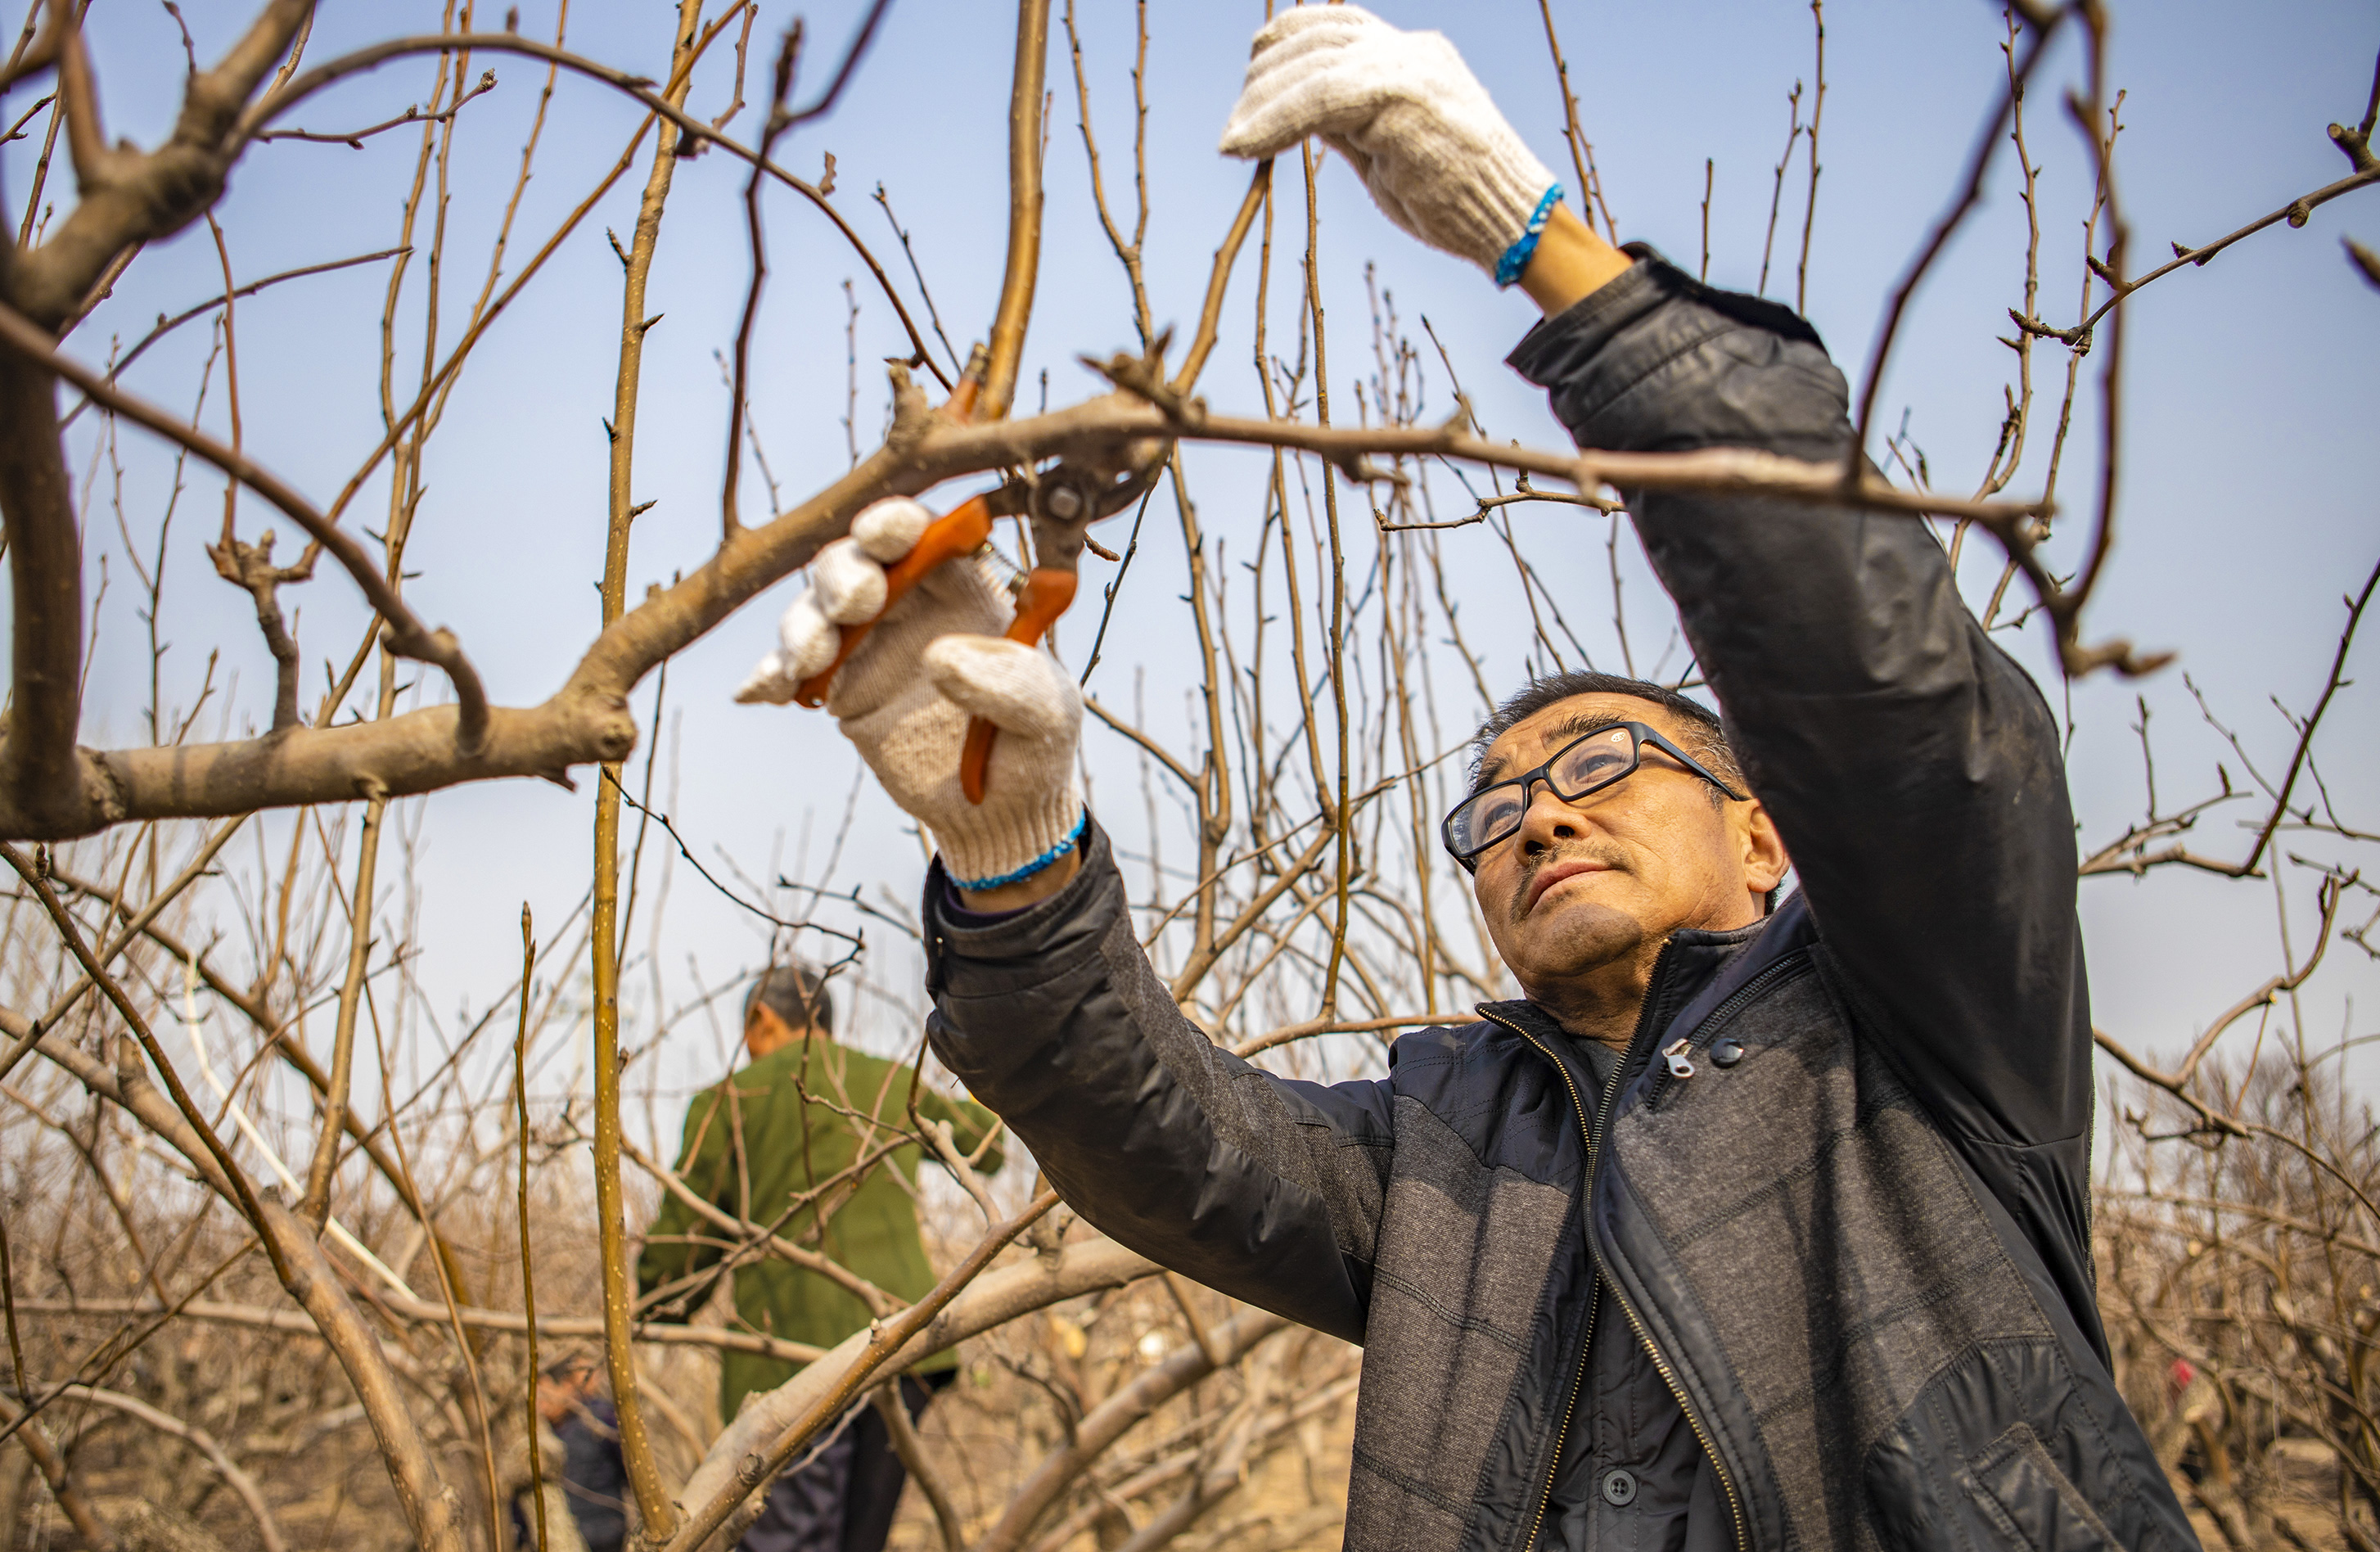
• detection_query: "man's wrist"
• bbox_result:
[1517,204,1634,317]
[955,842,1082,913]
[951,812,1088,912]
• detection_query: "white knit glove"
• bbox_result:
[736,499,1086,889]
[1219,6,1560,281]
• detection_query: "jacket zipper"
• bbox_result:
[1488,950,1786,1552]
[1483,1003,1629,1552]
[1640,956,1813,1112]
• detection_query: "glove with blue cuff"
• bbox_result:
[737,498,1087,892]
[1218,5,1563,284]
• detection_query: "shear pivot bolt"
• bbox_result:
[1044,485,1084,519]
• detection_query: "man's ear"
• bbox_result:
[1738,800,1790,896]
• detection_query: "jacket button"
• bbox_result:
[1601,1468,1638,1506]
[1710,1037,1745,1068]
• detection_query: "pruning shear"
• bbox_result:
[793,453,1159,804]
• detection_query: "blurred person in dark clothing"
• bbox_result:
[510,1352,627,1552]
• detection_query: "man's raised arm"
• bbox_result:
[1505,218,2089,1162]
[1210,3,2087,1162]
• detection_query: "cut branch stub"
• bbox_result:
[205,528,317,735]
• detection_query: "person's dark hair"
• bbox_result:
[543,1351,601,1383]
[745,961,834,1035]
[1468,670,1745,805]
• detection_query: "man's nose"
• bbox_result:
[1516,778,1590,849]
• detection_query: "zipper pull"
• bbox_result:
[1661,1039,1697,1080]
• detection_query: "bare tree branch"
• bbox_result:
[670,1232,1159,1550]
[52,1382,288,1552]
[980,0,1053,421]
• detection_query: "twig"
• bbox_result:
[54,1381,290,1552]
[0,89,51,144]
[244,29,952,388]
[589,7,705,1528]
[1065,0,1152,348]
[872,183,962,375]
[1796,1,1826,315]
[1699,157,1713,282]
[599,769,862,949]
[1170,159,1271,397]
[1162,1272,1228,1368]
[0,298,490,747]
[0,810,246,1088]
[1535,0,1613,240]
[722,22,803,539]
[1851,11,2063,455]
[2134,558,2374,879]
[968,1306,1290,1552]
[843,278,861,468]
[0,1392,109,1549]
[1301,141,1355,1016]
[0,841,288,1284]
[708,0,758,134]
[17,1293,830,1366]
[515,903,548,1552]
[1758,81,1804,298]
[0,1210,25,1401]
[254,70,494,147]
[2094,873,2348,1100]
[60,245,410,429]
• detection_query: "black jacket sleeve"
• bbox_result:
[1508,252,2093,1157]
[922,819,1396,1345]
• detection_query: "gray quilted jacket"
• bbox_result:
[924,255,2198,1552]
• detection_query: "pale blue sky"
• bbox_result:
[16,0,2378,1137]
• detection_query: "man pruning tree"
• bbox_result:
[638,964,1003,1552]
[739,9,2198,1550]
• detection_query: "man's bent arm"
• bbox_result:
[924,819,1394,1345]
[1509,246,2089,1155]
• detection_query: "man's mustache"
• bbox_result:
[1510,844,1629,923]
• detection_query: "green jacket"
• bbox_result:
[635,1038,1004,1421]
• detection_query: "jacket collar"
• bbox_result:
[1479,913,1775,1056]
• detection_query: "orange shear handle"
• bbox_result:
[792,495,994,710]
[958,567,1079,805]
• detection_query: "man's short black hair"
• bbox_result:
[1467,670,1744,800]
[745,962,834,1035]
[543,1351,601,1383]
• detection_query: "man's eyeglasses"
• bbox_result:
[1441,721,1747,871]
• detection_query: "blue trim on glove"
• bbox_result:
[949,810,1089,893]
[1494,184,1565,288]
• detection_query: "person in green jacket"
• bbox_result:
[637,963,1003,1552]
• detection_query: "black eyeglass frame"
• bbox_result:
[1441,720,1748,872]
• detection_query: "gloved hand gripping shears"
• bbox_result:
[791,455,1156,803]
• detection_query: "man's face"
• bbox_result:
[537,1365,594,1425]
[744,1003,793,1061]
[745,1000,823,1061]
[1467,695,1783,1003]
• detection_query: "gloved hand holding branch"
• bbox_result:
[739,496,1087,902]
